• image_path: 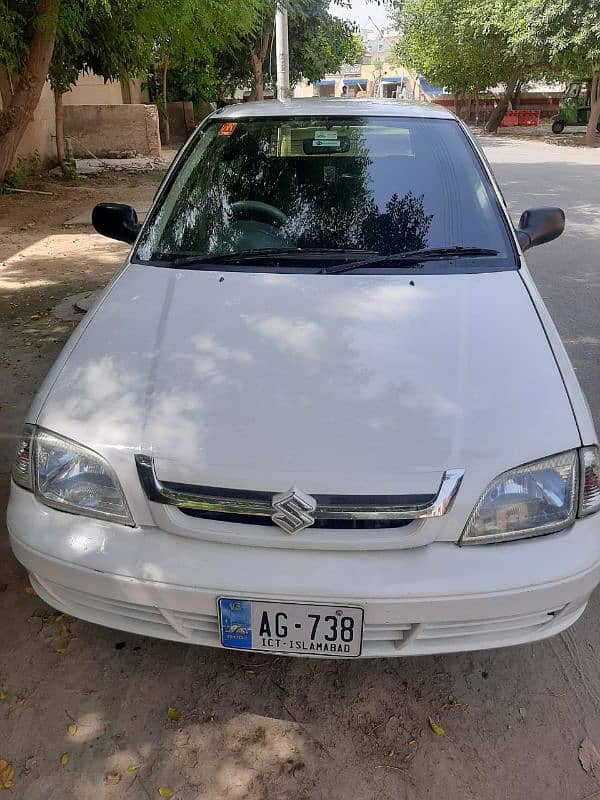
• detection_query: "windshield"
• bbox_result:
[135,115,515,270]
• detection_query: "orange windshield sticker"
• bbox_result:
[218,122,237,136]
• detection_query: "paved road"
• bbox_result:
[1,139,600,800]
[484,137,600,430]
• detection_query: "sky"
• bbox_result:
[330,1,391,31]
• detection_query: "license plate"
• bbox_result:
[218,598,364,657]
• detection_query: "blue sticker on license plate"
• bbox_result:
[219,598,252,649]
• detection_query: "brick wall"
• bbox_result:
[434,95,561,119]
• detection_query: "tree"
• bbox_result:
[212,0,365,102]
[0,0,60,184]
[394,0,550,132]
[531,0,600,146]
[394,0,505,115]
[477,1,552,132]
[145,0,259,142]
[0,0,260,180]
[49,0,154,174]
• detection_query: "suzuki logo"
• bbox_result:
[271,487,317,534]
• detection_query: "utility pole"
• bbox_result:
[275,2,291,101]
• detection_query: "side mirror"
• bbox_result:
[517,207,565,251]
[92,203,140,244]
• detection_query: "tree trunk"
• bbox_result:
[249,50,264,100]
[513,80,522,110]
[474,91,480,125]
[485,67,521,133]
[54,89,68,175]
[160,61,170,145]
[0,65,13,109]
[465,93,473,122]
[0,0,59,184]
[248,29,271,101]
[585,71,600,148]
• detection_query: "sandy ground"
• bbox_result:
[1,142,600,800]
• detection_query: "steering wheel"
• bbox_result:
[229,200,289,227]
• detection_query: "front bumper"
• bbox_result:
[8,484,600,657]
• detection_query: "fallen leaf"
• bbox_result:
[0,759,15,790]
[579,737,600,775]
[427,717,445,737]
[158,788,174,798]
[15,695,25,706]
[4,708,13,721]
[24,586,35,596]
[0,692,6,702]
[245,670,256,677]
[105,772,121,785]
[127,765,139,773]
[58,624,71,639]
[167,707,181,722]
[441,695,462,711]
[59,753,69,767]
[67,724,77,737]
[53,613,65,624]
[54,647,66,655]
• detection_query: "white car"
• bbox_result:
[7,99,600,658]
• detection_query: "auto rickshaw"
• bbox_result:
[552,80,600,133]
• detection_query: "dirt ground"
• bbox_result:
[1,153,600,800]
[476,119,596,148]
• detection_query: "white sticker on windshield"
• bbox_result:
[313,130,341,149]
[314,130,338,140]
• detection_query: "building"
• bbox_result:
[292,30,429,101]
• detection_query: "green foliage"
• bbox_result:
[529,0,600,77]
[62,147,77,179]
[2,0,260,100]
[394,0,552,94]
[49,0,154,94]
[290,18,365,84]
[395,0,503,93]
[0,3,25,73]
[142,0,260,94]
[203,0,365,100]
[2,150,41,189]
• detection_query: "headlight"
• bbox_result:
[12,426,133,526]
[461,451,578,545]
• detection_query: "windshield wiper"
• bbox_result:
[322,247,500,274]
[149,247,378,267]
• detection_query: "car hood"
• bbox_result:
[36,263,579,500]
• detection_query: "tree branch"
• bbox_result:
[0,0,59,136]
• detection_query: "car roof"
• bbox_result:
[213,98,455,121]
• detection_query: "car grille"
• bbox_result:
[177,508,413,529]
[135,455,464,531]
[30,575,572,657]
